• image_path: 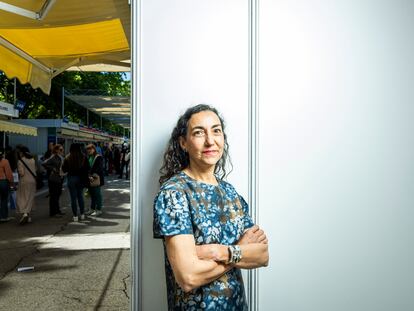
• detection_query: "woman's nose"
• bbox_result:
[205,133,214,145]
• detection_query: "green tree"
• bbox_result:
[0,71,130,136]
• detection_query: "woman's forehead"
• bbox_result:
[188,111,221,128]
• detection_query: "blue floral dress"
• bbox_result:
[153,171,254,310]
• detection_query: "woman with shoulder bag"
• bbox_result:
[16,146,36,225]
[62,143,88,222]
[86,144,105,216]
[0,150,14,222]
[42,144,64,218]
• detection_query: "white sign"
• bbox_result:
[0,101,19,117]
[61,121,80,131]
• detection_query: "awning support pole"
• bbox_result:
[13,78,17,104]
[0,0,56,20]
[61,87,65,119]
[0,36,53,75]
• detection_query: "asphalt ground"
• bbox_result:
[0,176,131,311]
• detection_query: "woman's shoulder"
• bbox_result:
[159,173,188,192]
[218,178,237,192]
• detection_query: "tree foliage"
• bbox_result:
[0,71,130,136]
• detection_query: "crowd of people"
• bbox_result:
[0,141,130,224]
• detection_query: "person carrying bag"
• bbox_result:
[86,144,105,216]
[42,144,65,217]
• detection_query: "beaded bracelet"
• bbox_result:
[227,245,242,264]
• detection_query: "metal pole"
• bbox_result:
[248,0,259,310]
[100,115,103,129]
[61,86,65,119]
[131,0,142,309]
[13,77,17,104]
[87,109,89,126]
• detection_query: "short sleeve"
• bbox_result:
[239,195,255,230]
[153,189,193,239]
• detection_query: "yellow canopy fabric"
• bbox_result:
[0,119,37,136]
[0,0,130,94]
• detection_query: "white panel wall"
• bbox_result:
[140,1,248,310]
[258,1,414,310]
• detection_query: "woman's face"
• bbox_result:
[179,110,225,169]
[86,147,95,156]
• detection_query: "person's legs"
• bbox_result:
[0,180,9,219]
[49,182,60,216]
[95,186,103,211]
[89,187,97,211]
[118,161,125,178]
[76,182,85,215]
[67,176,78,216]
[57,180,63,214]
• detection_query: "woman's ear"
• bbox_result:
[179,136,186,152]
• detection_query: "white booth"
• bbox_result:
[132,1,414,310]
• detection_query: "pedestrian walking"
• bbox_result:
[42,144,65,218]
[86,144,105,216]
[113,146,121,176]
[62,143,88,222]
[16,146,36,225]
[118,144,129,179]
[0,150,14,223]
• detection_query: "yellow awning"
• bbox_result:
[58,128,79,138]
[0,0,130,94]
[0,119,37,136]
[78,131,94,139]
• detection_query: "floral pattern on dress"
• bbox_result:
[153,172,254,311]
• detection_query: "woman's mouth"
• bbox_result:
[202,150,218,156]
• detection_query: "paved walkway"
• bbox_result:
[0,176,131,311]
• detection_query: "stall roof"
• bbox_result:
[0,119,37,136]
[0,0,130,94]
[66,93,130,128]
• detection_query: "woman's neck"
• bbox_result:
[184,164,217,185]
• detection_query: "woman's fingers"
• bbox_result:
[248,225,260,233]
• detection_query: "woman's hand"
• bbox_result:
[237,225,268,245]
[196,244,228,262]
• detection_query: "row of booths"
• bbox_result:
[8,119,125,156]
[0,101,125,157]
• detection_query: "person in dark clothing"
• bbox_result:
[42,144,64,217]
[44,142,54,162]
[118,145,130,179]
[113,146,121,176]
[86,144,105,216]
[0,150,14,222]
[5,146,19,172]
[62,143,88,222]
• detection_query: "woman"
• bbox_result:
[0,150,14,222]
[42,144,64,217]
[153,104,269,310]
[16,146,37,225]
[62,143,88,222]
[86,144,105,216]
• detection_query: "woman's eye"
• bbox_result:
[214,128,222,134]
[194,131,204,136]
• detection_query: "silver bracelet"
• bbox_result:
[228,245,242,264]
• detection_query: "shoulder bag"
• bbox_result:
[19,159,44,190]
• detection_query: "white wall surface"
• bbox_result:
[258,1,414,310]
[139,1,248,309]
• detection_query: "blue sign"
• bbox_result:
[15,100,26,112]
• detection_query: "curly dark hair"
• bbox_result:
[159,104,232,185]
